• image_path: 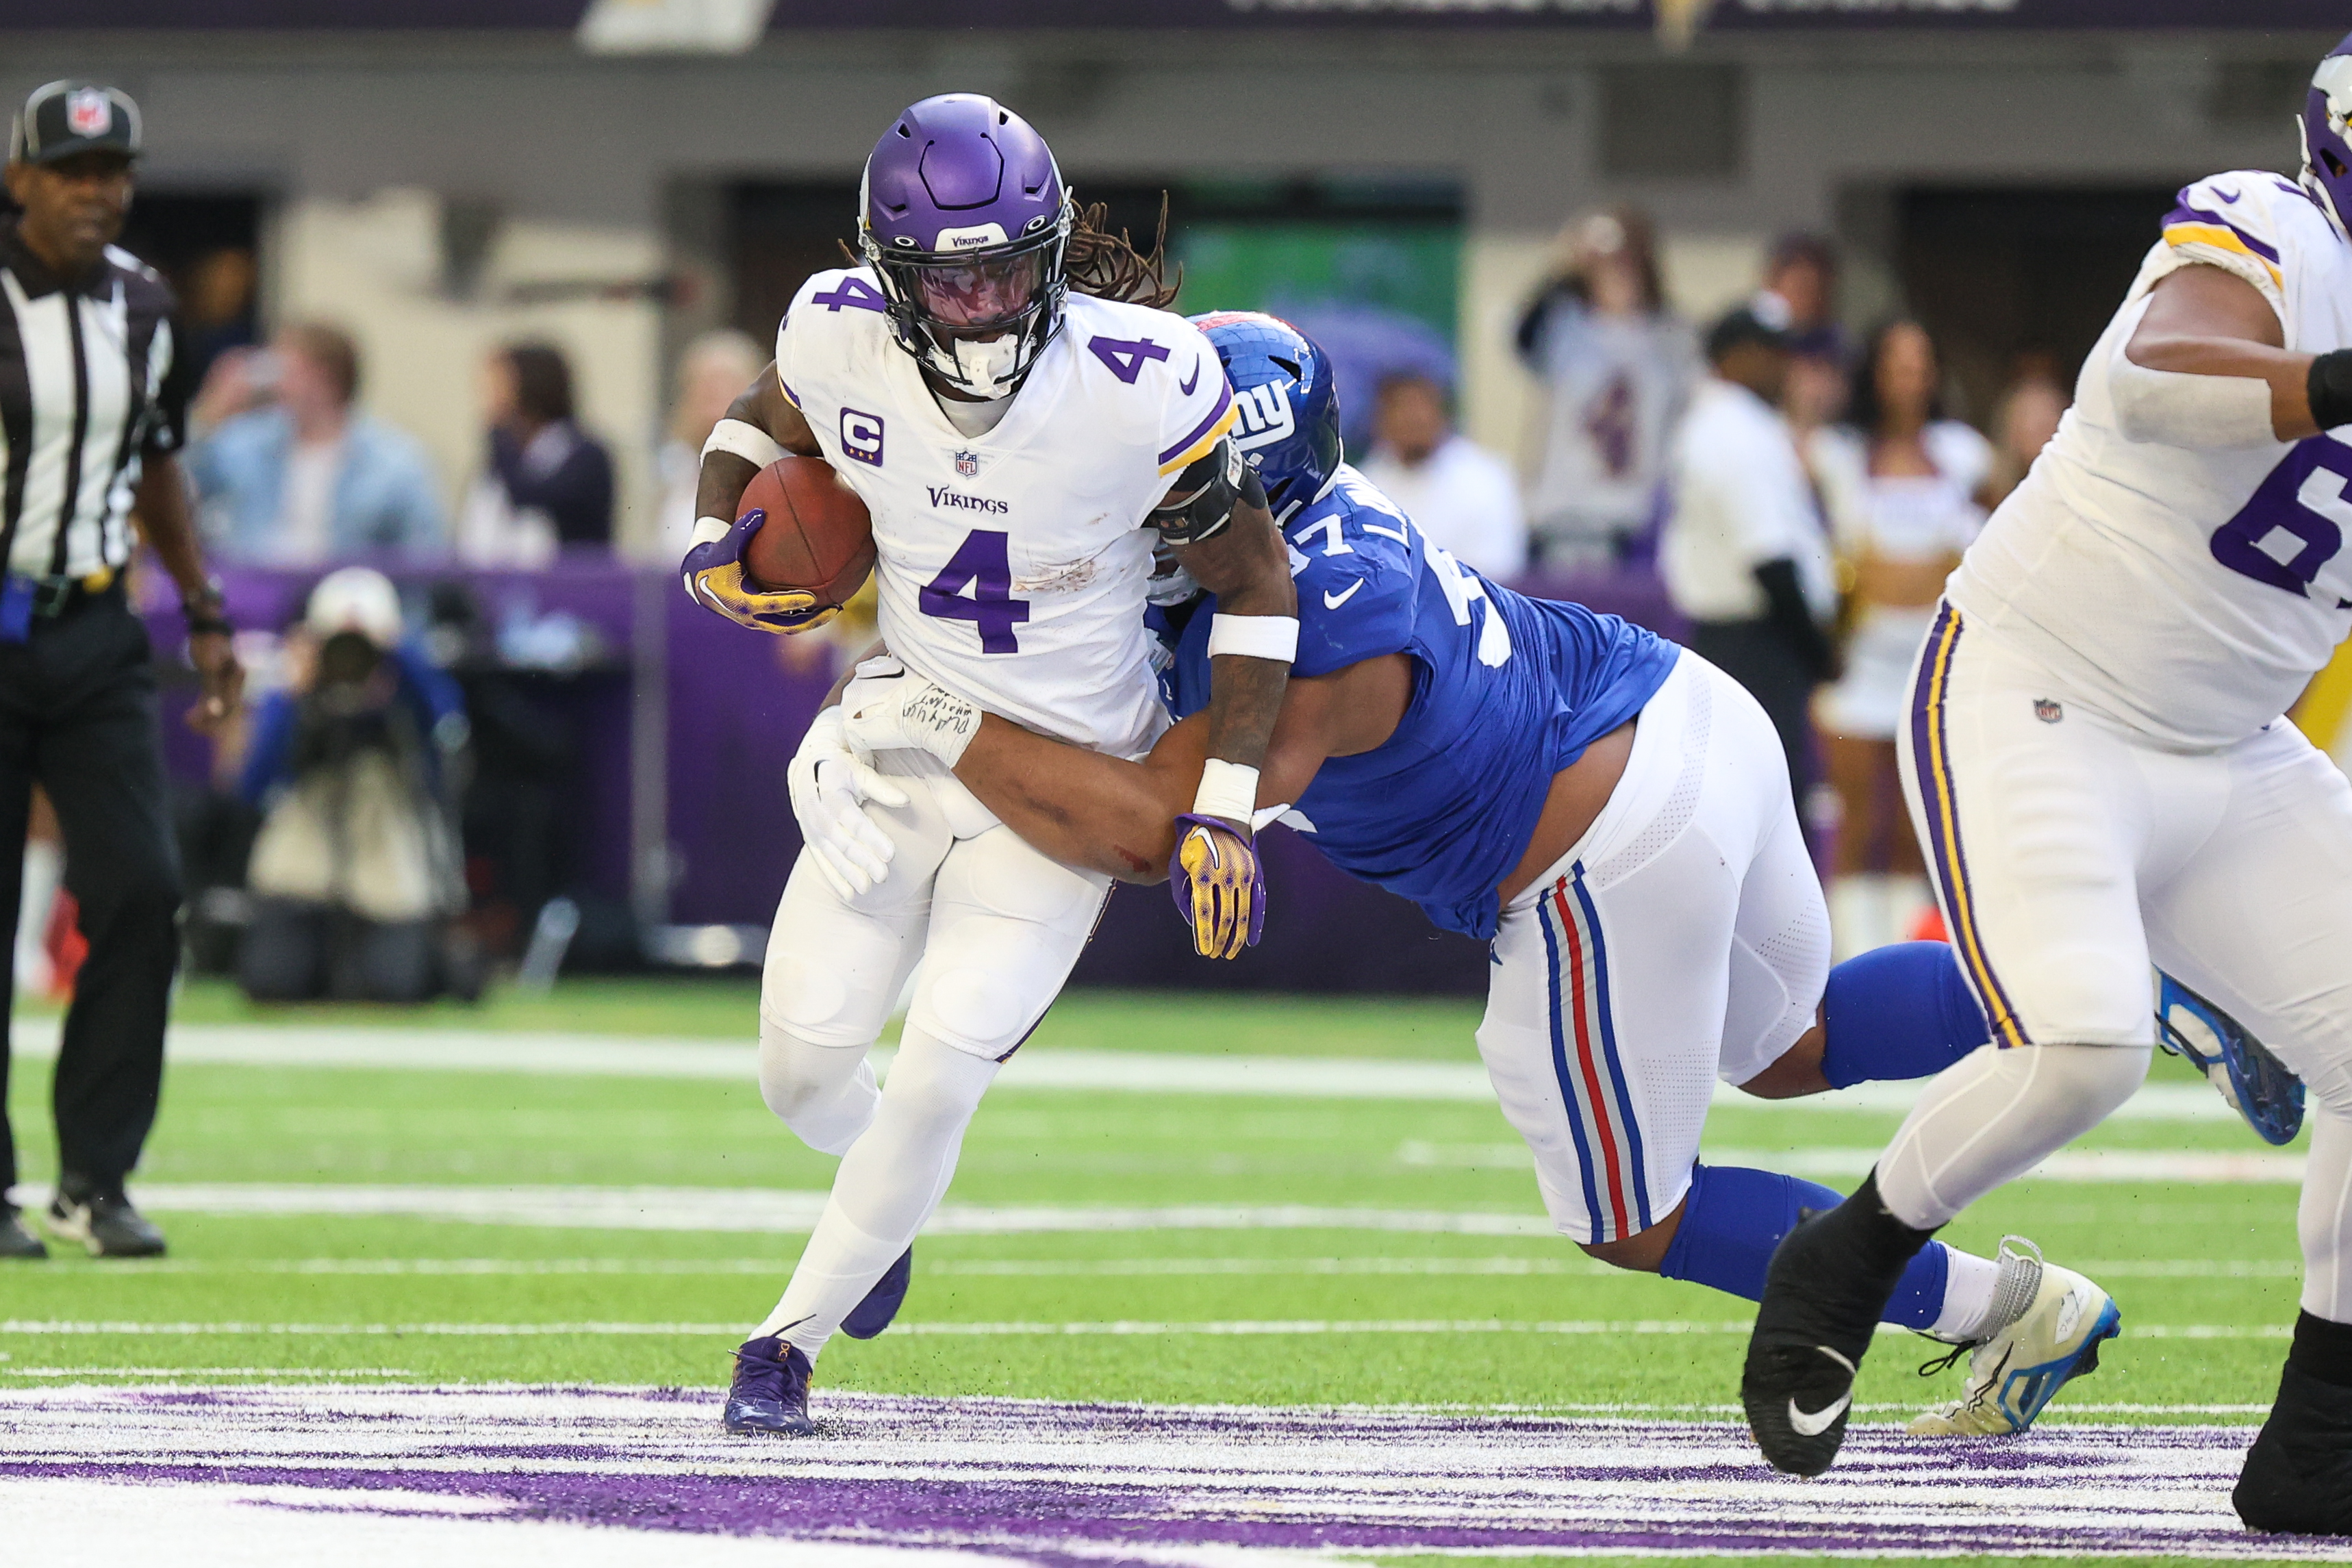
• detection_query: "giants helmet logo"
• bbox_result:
[1231,381,1296,451]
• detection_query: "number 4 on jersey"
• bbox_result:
[920,529,1032,653]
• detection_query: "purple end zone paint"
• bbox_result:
[0,1387,2294,1563]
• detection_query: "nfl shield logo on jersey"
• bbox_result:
[66,88,114,138]
[2034,698,2064,724]
[954,448,981,479]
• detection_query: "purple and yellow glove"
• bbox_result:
[681,511,838,635]
[1169,814,1265,961]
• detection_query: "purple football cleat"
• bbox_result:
[840,1246,913,1341]
[723,1335,815,1437]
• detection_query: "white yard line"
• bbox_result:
[4,1016,2245,1117]
[1406,1140,2311,1184]
[66,1254,2301,1279]
[0,1317,2294,1339]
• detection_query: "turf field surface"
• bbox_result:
[0,979,2333,1563]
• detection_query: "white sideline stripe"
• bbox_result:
[1,1183,1562,1236]
[1,1017,2251,1117]
[0,1317,2294,1339]
[1,1167,2299,1239]
[1408,1141,2310,1185]
[60,1254,2303,1280]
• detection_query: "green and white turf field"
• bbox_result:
[0,978,2330,1565]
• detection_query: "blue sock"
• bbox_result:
[1819,940,1991,1090]
[1658,1163,1950,1330]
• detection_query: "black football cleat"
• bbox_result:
[0,1208,45,1259]
[723,1335,816,1437]
[1743,1181,1932,1477]
[840,1247,913,1341]
[45,1185,166,1258]
[2236,1363,2352,1534]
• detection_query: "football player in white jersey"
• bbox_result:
[1743,37,2352,1526]
[679,96,1298,1437]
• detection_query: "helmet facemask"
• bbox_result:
[861,194,1074,401]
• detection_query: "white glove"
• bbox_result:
[839,655,983,768]
[787,705,911,900]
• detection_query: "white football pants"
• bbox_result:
[1476,651,1832,1244]
[751,752,1111,1357]
[1888,605,2352,1324]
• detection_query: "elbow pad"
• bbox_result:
[1148,435,1266,545]
[2108,346,2277,448]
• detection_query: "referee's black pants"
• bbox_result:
[1686,616,1821,809]
[0,589,182,1200]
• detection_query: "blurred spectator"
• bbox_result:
[457,341,614,566]
[655,328,764,564]
[1985,355,2071,505]
[1809,320,1992,958]
[188,322,446,564]
[1269,300,1456,460]
[1514,207,1697,568]
[1358,371,1527,580]
[1663,305,1836,806]
[1758,236,1851,446]
[238,568,475,1003]
[176,246,257,391]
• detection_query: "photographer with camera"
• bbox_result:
[238,568,474,1004]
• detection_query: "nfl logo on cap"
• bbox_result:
[954,449,980,478]
[65,88,112,139]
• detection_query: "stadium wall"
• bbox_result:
[1,29,2331,553]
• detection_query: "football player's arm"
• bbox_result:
[683,364,835,635]
[937,664,1375,883]
[691,363,822,523]
[2121,265,2325,442]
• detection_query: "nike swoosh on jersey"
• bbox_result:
[1323,581,1365,609]
[1179,357,1202,396]
[2217,186,2242,203]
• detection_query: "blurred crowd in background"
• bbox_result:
[11,201,2077,1007]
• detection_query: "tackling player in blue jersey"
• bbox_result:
[835,312,2115,1434]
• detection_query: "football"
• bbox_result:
[739,455,876,607]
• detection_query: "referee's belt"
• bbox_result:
[3,565,118,624]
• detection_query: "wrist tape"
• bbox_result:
[1206,614,1300,663]
[1191,757,1260,823]
[2311,350,2352,432]
[701,417,787,469]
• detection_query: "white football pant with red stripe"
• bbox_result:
[1474,653,1829,1246]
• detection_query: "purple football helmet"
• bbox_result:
[2302,34,2352,238]
[859,94,1072,399]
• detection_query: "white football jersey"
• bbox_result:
[1951,171,2352,748]
[776,268,1237,757]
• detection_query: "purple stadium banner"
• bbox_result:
[145,561,1676,995]
[3,0,2346,27]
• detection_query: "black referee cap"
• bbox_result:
[10,80,141,167]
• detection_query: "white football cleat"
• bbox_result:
[1908,1237,2121,1437]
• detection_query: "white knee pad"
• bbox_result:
[757,1018,878,1156]
[761,856,928,1049]
[909,826,1109,1059]
[1878,1041,2150,1229]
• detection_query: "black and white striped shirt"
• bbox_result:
[0,221,185,583]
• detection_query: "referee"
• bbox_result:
[0,81,241,1259]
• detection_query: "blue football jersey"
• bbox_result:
[1162,466,1679,941]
